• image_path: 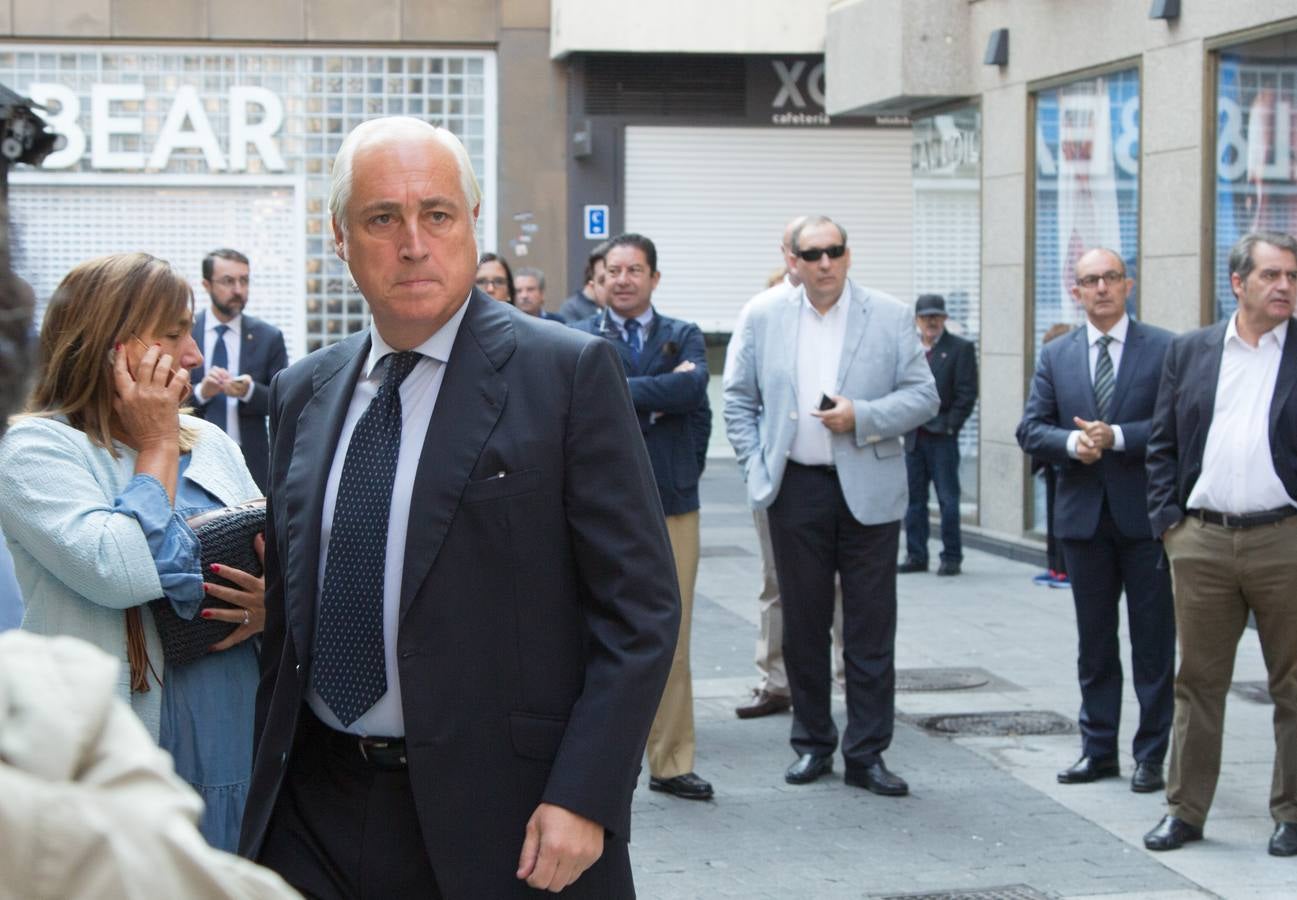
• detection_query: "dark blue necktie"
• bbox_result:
[312,350,422,726]
[208,324,230,432]
[624,318,642,367]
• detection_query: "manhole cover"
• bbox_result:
[908,711,1076,737]
[1232,681,1274,705]
[870,885,1053,900]
[699,544,754,558]
[897,667,991,692]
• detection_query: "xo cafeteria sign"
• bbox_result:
[29,82,285,171]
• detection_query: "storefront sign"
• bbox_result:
[28,82,285,172]
[745,56,907,128]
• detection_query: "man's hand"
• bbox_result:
[516,803,604,893]
[1072,416,1115,450]
[810,394,855,434]
[199,366,231,401]
[222,374,253,399]
[1073,430,1103,464]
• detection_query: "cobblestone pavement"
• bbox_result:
[627,466,1296,900]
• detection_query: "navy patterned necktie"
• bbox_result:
[208,324,230,432]
[313,350,422,726]
[624,318,642,366]
[1093,335,1115,422]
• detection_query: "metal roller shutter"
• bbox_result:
[624,125,913,332]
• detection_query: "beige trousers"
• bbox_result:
[753,508,844,695]
[647,510,700,779]
[1163,514,1297,827]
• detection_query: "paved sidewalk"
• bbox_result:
[627,466,1296,899]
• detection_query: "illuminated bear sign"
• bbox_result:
[28,83,286,172]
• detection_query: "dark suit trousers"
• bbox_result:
[1060,505,1175,764]
[767,462,899,770]
[258,708,442,900]
[904,431,962,564]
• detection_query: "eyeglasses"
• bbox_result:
[476,276,509,289]
[793,244,847,263]
[1075,271,1125,288]
[212,275,250,289]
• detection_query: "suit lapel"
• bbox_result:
[1108,319,1141,420]
[241,317,258,377]
[834,283,869,392]
[281,330,369,658]
[399,294,511,623]
[1072,328,1098,420]
[1196,321,1227,431]
[638,313,671,373]
[781,289,802,405]
[1270,317,1297,439]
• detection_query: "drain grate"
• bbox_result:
[869,885,1053,900]
[897,667,991,692]
[905,710,1077,737]
[698,544,754,558]
[1231,681,1274,705]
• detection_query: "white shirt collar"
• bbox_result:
[208,311,242,335]
[1225,312,1289,350]
[800,283,849,319]
[606,306,654,332]
[1085,313,1128,346]
[364,292,470,379]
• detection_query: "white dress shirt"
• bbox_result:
[789,289,848,466]
[1187,315,1295,515]
[196,313,250,445]
[307,297,469,736]
[1066,314,1128,457]
[605,306,655,343]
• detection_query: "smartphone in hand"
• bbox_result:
[817,393,835,412]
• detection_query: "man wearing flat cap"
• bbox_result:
[900,294,978,576]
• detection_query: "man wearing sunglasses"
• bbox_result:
[724,216,937,796]
[189,248,289,493]
[1016,247,1175,798]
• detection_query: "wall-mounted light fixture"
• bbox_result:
[1149,0,1180,20]
[984,29,1009,67]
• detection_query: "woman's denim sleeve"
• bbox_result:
[113,474,203,619]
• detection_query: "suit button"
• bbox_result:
[280,751,287,765]
[295,664,301,675]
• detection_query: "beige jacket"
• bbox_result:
[0,631,299,900]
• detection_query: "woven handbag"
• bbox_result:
[148,499,266,667]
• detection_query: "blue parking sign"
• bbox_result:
[583,204,610,240]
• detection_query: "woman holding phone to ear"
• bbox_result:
[0,252,265,852]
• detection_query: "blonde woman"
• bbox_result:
[0,253,264,852]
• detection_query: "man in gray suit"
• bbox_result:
[723,216,938,795]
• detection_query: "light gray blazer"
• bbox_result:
[0,415,259,738]
[723,279,939,525]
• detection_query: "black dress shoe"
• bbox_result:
[844,759,909,796]
[735,689,792,719]
[936,560,961,576]
[898,558,928,574]
[649,772,714,800]
[1130,762,1165,793]
[1269,821,1297,857]
[1143,814,1202,851]
[784,753,833,784]
[1057,755,1120,784]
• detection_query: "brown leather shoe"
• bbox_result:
[735,689,791,719]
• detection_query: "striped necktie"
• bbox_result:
[1093,335,1115,422]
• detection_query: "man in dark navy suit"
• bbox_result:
[189,248,288,492]
[900,294,978,576]
[1016,247,1175,795]
[571,232,715,802]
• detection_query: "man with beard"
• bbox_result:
[188,249,289,492]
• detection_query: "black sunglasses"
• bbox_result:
[794,244,847,262]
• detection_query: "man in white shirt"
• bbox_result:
[189,249,288,492]
[723,216,937,795]
[1016,248,1176,795]
[1145,231,1297,857]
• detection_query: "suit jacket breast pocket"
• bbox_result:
[461,467,542,504]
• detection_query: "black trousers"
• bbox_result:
[1060,507,1175,764]
[258,707,442,900]
[766,462,899,770]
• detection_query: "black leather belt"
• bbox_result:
[304,707,408,770]
[1188,507,1297,529]
[788,461,836,473]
